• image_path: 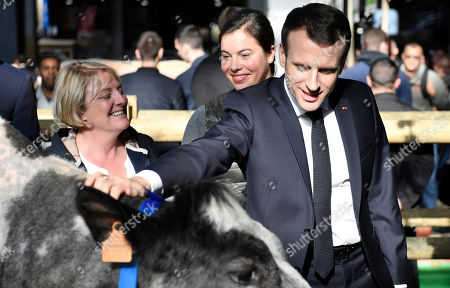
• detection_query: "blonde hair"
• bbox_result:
[53,62,121,129]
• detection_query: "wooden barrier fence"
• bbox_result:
[38,107,450,143]
[402,208,450,259]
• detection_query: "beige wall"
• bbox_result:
[61,59,191,80]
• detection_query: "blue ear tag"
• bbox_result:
[138,189,164,216]
[118,189,165,288]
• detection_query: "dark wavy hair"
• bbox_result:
[219,8,275,75]
[281,3,351,69]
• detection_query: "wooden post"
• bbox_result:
[346,0,355,67]
[381,0,389,34]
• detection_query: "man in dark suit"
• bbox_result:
[0,61,40,141]
[87,4,408,287]
[174,25,208,110]
[121,31,186,110]
[190,6,241,108]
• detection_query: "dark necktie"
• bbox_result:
[306,109,334,279]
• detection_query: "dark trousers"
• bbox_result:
[302,245,379,288]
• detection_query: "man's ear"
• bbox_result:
[393,77,401,89]
[366,75,373,87]
[279,43,286,69]
[157,47,164,60]
[135,49,142,61]
[76,185,137,243]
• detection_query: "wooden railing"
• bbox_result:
[402,208,450,259]
[38,109,450,143]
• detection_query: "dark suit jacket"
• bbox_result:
[121,67,186,110]
[375,92,416,111]
[191,50,233,108]
[0,61,39,141]
[148,76,408,286]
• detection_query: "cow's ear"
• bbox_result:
[76,185,136,243]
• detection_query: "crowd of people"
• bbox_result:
[1,3,450,288]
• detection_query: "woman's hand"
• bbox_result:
[84,172,152,200]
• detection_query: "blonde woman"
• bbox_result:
[47,62,158,194]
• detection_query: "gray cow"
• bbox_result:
[0,118,310,288]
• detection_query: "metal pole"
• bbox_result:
[381,0,389,35]
[346,0,355,67]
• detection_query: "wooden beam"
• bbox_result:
[346,0,355,67]
[37,110,450,143]
[407,237,450,260]
[381,0,389,35]
[402,208,450,227]
[132,110,194,142]
[380,111,450,143]
[126,95,138,120]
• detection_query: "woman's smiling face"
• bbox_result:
[220,28,274,90]
[80,70,129,133]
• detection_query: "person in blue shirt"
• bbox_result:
[174,25,208,110]
[340,28,412,105]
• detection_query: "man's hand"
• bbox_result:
[84,172,152,200]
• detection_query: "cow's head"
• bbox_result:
[77,181,310,288]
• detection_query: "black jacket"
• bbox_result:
[121,67,186,110]
[191,50,234,108]
[0,61,40,141]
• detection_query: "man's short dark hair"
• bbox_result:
[218,6,243,31]
[220,9,275,75]
[137,31,163,60]
[369,58,399,89]
[177,25,203,49]
[281,3,351,69]
[38,53,61,69]
[361,28,388,51]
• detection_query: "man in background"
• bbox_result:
[0,61,39,141]
[190,6,241,108]
[401,42,449,111]
[121,31,186,110]
[432,53,450,91]
[175,25,208,109]
[340,28,412,105]
[367,58,413,111]
[36,54,60,109]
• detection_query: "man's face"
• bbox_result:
[280,28,344,112]
[402,46,422,74]
[39,58,59,90]
[174,39,189,62]
[435,57,450,79]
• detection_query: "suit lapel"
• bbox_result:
[332,87,362,219]
[269,76,312,199]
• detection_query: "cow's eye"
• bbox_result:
[229,266,260,285]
